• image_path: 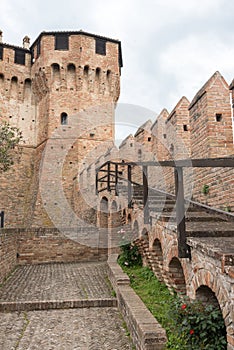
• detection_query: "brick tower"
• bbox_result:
[0,30,122,227]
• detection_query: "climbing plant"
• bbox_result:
[0,122,23,172]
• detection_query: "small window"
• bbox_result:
[216,113,222,122]
[163,134,167,139]
[148,137,151,142]
[55,34,69,50]
[14,49,25,65]
[61,112,68,125]
[0,45,3,60]
[183,124,188,131]
[95,38,106,55]
[37,40,41,57]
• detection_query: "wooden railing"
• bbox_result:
[96,157,234,258]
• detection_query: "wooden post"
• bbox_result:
[174,167,190,258]
[128,165,132,208]
[95,170,98,195]
[115,163,118,196]
[143,166,149,224]
[107,162,111,192]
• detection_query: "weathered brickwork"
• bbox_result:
[0,228,107,284]
[0,31,122,227]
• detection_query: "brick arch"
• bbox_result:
[151,238,164,282]
[141,227,149,242]
[133,220,139,237]
[168,257,186,294]
[191,268,228,310]
[99,196,108,228]
[127,213,132,224]
[163,239,178,268]
[110,200,121,228]
[191,271,231,344]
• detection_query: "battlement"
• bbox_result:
[0,30,122,146]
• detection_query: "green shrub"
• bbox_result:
[169,297,227,350]
[118,243,142,268]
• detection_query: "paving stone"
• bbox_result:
[0,308,133,350]
[0,262,114,302]
[0,262,134,349]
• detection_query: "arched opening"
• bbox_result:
[141,228,149,242]
[95,67,101,79]
[24,78,31,100]
[83,65,89,90]
[196,285,220,308]
[110,200,121,228]
[168,257,186,294]
[67,63,76,90]
[100,197,108,228]
[51,63,60,75]
[152,239,164,281]
[95,67,101,93]
[133,220,139,240]
[110,200,122,252]
[195,285,227,348]
[51,63,60,88]
[10,76,18,99]
[61,112,68,125]
[127,213,132,224]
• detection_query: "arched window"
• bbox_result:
[67,63,76,90]
[67,63,76,73]
[10,76,18,99]
[51,63,60,74]
[61,112,68,125]
[24,78,31,100]
[84,65,89,77]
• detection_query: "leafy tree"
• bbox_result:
[0,122,23,172]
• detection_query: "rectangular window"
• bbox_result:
[95,38,106,55]
[55,34,69,50]
[14,49,25,65]
[0,45,3,60]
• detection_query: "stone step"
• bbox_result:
[159,211,225,222]
[186,222,234,237]
[0,298,117,313]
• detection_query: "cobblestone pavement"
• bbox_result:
[0,262,113,302]
[0,308,133,350]
[0,262,134,349]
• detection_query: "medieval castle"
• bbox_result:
[0,30,234,349]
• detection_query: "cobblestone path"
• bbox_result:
[0,262,113,302]
[0,262,134,349]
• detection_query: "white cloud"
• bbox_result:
[159,33,234,105]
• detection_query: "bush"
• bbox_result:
[118,243,142,268]
[170,297,227,350]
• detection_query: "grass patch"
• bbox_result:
[122,265,226,349]
[122,265,186,349]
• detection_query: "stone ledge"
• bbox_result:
[108,255,167,350]
[0,298,117,312]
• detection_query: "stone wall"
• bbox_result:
[108,254,167,350]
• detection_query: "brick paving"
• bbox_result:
[0,262,134,349]
[0,262,114,302]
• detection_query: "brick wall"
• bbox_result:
[0,227,107,283]
[0,229,18,284]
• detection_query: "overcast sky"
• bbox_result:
[1,0,234,140]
